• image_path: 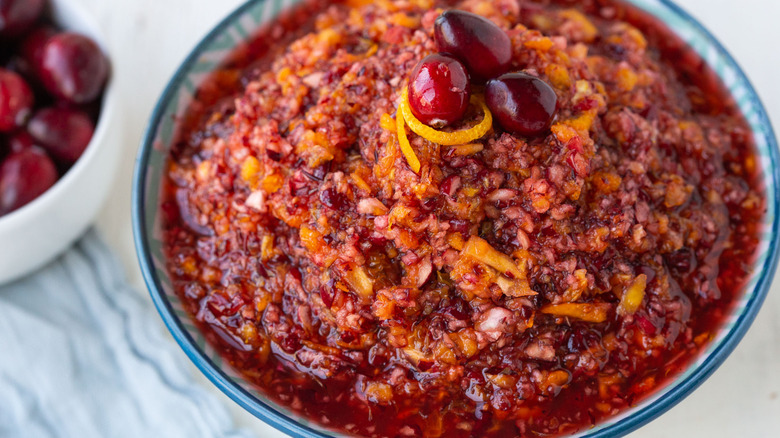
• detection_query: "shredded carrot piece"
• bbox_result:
[395,109,421,173]
[399,92,492,146]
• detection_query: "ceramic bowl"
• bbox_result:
[0,0,121,284]
[133,0,780,436]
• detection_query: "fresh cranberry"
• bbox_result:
[17,25,57,77]
[0,147,58,215]
[485,72,557,137]
[38,32,109,104]
[0,0,45,38]
[407,53,470,127]
[28,107,94,163]
[0,68,34,132]
[7,130,36,152]
[434,10,512,82]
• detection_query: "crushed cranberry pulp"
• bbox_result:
[163,0,765,436]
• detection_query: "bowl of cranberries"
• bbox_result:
[0,0,118,284]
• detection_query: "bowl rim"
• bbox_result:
[0,0,117,231]
[132,0,780,437]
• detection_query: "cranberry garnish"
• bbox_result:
[38,32,109,104]
[0,68,34,132]
[485,72,557,137]
[0,0,45,38]
[28,106,94,163]
[434,10,512,82]
[0,147,58,215]
[408,53,470,127]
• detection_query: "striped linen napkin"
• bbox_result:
[0,230,254,438]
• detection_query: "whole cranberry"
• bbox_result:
[485,72,557,137]
[0,147,58,216]
[408,53,470,127]
[7,130,36,152]
[28,107,94,163]
[434,10,512,82]
[16,25,57,77]
[38,32,109,104]
[0,68,34,132]
[0,0,45,38]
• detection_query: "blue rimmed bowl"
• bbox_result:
[132,0,780,436]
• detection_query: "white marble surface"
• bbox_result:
[78,0,780,436]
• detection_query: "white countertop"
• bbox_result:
[78,0,780,436]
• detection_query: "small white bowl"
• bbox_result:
[0,0,121,285]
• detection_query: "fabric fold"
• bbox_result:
[0,229,254,438]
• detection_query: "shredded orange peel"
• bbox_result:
[394,90,493,173]
[396,103,421,173]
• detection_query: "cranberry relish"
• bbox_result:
[163,0,764,436]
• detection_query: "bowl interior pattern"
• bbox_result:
[133,0,779,436]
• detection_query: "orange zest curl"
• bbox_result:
[399,92,492,146]
[396,107,421,173]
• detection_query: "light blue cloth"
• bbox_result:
[0,230,254,438]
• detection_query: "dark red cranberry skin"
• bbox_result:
[408,53,470,127]
[0,68,34,132]
[39,32,109,104]
[0,0,45,38]
[319,187,347,210]
[0,147,58,216]
[17,26,57,76]
[485,72,558,137]
[28,107,94,163]
[7,130,36,152]
[434,10,512,82]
